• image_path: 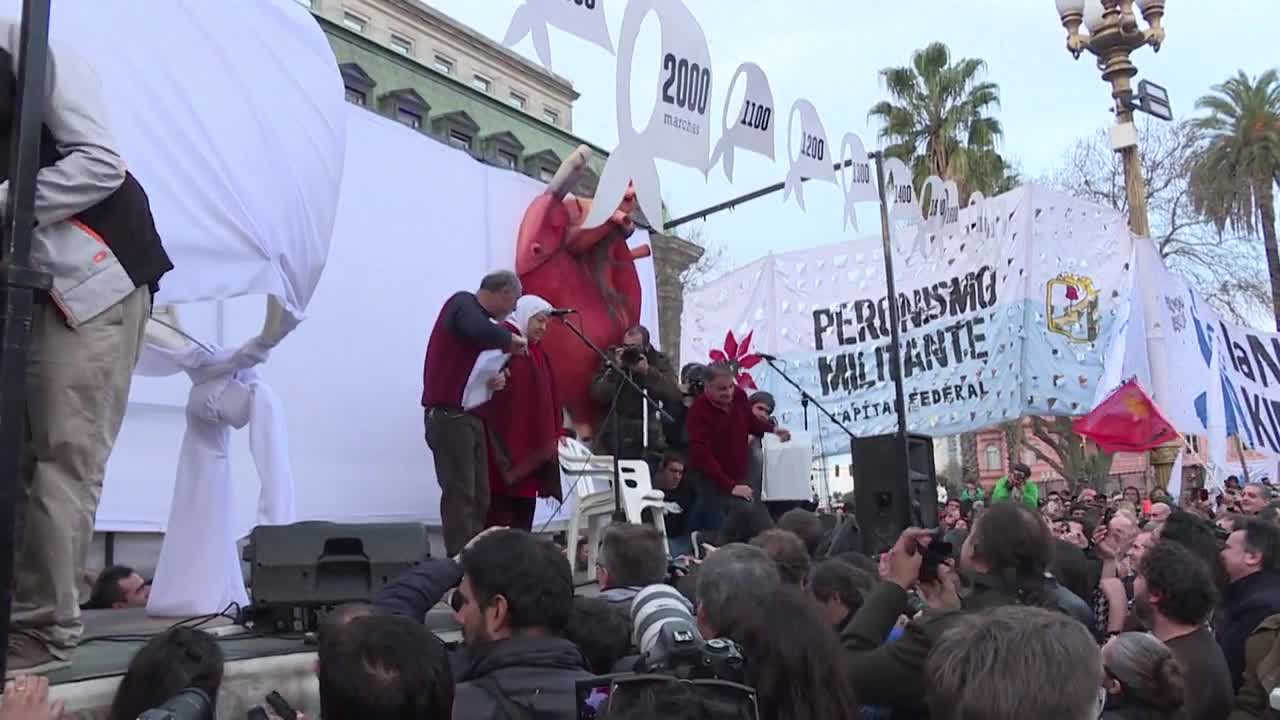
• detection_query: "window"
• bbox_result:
[390,33,413,56]
[342,11,367,33]
[543,108,560,126]
[538,167,555,183]
[1022,448,1037,466]
[984,444,1001,471]
[396,108,421,129]
[448,130,472,150]
[472,74,492,93]
[1186,434,1201,454]
[497,149,518,169]
[344,87,366,106]
[433,55,454,75]
[508,91,527,110]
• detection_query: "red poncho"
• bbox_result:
[476,330,564,500]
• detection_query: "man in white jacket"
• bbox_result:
[0,22,172,675]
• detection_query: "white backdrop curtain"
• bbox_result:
[100,108,660,535]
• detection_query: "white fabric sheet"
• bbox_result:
[100,109,660,532]
[140,341,296,616]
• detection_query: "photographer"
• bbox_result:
[106,628,224,720]
[841,502,1058,718]
[591,326,682,466]
[663,363,707,455]
[696,545,856,720]
[991,462,1039,510]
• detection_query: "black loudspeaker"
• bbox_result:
[852,434,937,555]
[242,521,430,633]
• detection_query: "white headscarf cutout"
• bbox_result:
[509,294,552,337]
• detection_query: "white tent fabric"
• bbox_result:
[0,0,348,322]
[100,108,660,537]
[2,0,350,613]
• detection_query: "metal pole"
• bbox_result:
[871,152,914,524]
[0,0,54,681]
[663,158,854,233]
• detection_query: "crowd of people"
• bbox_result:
[10,468,1280,719]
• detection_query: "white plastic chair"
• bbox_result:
[560,439,668,576]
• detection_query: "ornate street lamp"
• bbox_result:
[1054,0,1181,492]
[1054,0,1167,237]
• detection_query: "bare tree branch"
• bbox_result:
[677,223,729,290]
[1044,118,1272,326]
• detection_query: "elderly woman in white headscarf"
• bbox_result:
[474,295,564,531]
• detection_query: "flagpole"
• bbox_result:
[871,151,914,522]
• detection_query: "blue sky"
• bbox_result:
[426,0,1280,271]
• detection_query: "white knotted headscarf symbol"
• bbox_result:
[782,99,837,212]
[709,62,776,182]
[837,132,876,231]
[583,0,714,229]
[502,0,615,70]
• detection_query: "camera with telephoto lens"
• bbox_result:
[619,345,645,370]
[630,584,746,682]
[575,585,756,720]
[682,363,708,397]
[137,688,213,720]
[917,527,954,583]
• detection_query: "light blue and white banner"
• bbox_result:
[681,184,1135,446]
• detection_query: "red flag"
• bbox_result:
[1073,379,1180,453]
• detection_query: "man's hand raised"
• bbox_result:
[885,528,933,590]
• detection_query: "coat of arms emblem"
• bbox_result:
[1046,273,1099,343]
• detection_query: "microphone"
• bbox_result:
[547,308,578,317]
[756,353,780,362]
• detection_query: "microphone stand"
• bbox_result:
[762,357,856,440]
[557,317,672,522]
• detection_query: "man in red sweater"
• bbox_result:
[423,271,526,555]
[685,364,790,533]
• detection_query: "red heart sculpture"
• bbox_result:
[515,147,649,439]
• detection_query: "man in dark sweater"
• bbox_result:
[1135,540,1234,720]
[422,271,526,555]
[685,363,790,533]
[1218,518,1280,691]
[375,529,591,719]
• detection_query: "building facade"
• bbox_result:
[974,419,1271,497]
[300,0,703,351]
[304,0,605,190]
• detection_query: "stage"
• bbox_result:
[48,605,465,719]
[49,570,599,718]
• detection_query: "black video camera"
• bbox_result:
[682,363,708,396]
[619,345,645,369]
[137,688,213,720]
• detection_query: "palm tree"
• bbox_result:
[1190,69,1280,328]
[867,42,1011,200]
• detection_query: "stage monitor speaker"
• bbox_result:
[852,433,937,554]
[242,521,430,633]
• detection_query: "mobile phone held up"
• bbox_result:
[266,691,298,720]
